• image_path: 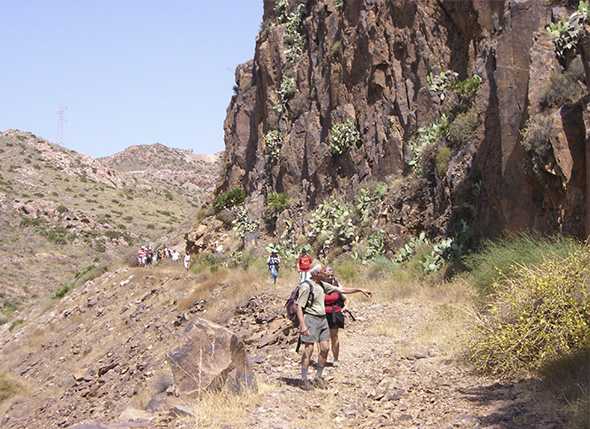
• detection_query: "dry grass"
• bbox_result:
[363,273,475,357]
[367,318,402,338]
[188,383,274,428]
[0,372,22,404]
[177,267,275,323]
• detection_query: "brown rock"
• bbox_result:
[167,318,257,396]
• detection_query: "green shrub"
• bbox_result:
[465,235,581,296]
[520,115,556,177]
[8,319,24,332]
[277,76,297,112]
[451,75,482,99]
[213,188,246,212]
[1,302,17,318]
[540,68,584,109]
[20,217,43,228]
[264,130,282,163]
[267,192,290,213]
[394,232,453,275]
[52,264,108,299]
[469,247,590,376]
[408,114,449,172]
[309,199,356,251]
[447,109,479,146]
[232,206,259,239]
[355,183,387,223]
[329,119,361,156]
[42,227,72,245]
[274,0,289,23]
[548,1,589,65]
[283,4,306,64]
[56,205,68,214]
[427,70,458,99]
[365,231,385,260]
[435,146,451,176]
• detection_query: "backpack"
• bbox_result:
[324,290,345,314]
[285,280,314,328]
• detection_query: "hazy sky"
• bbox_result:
[0,1,263,157]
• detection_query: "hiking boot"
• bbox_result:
[313,377,328,389]
[301,380,313,391]
[332,360,339,368]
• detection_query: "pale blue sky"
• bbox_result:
[0,1,263,157]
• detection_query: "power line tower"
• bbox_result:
[57,106,67,145]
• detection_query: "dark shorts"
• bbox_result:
[327,311,345,330]
[301,313,330,343]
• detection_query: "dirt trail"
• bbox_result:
[242,294,563,429]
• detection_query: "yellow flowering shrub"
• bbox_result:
[470,248,590,376]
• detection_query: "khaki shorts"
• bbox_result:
[301,313,330,343]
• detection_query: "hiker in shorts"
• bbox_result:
[297,246,313,282]
[296,266,371,390]
[323,266,347,367]
[267,250,281,286]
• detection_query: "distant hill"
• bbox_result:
[0,130,219,317]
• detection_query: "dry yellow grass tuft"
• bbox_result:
[189,383,275,428]
[0,372,22,404]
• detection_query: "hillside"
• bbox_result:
[1,1,589,428]
[0,130,219,318]
[0,257,578,428]
[100,144,220,201]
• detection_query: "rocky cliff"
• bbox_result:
[220,0,589,243]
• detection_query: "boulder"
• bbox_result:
[167,318,256,396]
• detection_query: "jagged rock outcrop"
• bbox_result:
[220,0,589,240]
[168,319,257,396]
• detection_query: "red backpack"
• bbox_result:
[285,280,314,327]
[324,291,345,314]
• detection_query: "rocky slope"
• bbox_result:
[0,130,219,316]
[220,0,589,244]
[100,144,220,203]
[0,264,568,428]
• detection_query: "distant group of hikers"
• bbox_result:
[137,245,191,270]
[270,246,372,391]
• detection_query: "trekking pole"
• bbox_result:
[344,309,356,321]
[295,335,302,353]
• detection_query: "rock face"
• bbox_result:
[167,319,257,395]
[220,0,589,240]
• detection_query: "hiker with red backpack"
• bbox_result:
[297,246,313,281]
[288,265,371,391]
[323,266,349,367]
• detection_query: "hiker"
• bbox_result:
[323,266,347,367]
[137,247,146,267]
[267,250,281,286]
[296,266,371,390]
[171,250,180,262]
[297,247,313,281]
[183,253,191,271]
